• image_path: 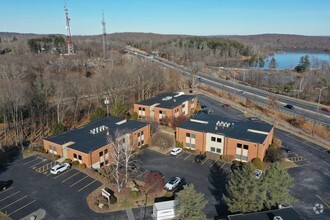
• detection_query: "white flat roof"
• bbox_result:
[154,200,175,211]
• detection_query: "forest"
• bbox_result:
[0,32,329,149]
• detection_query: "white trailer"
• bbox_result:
[151,200,175,220]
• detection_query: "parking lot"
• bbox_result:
[0,155,104,219]
[136,149,231,218]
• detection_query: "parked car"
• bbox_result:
[170,147,182,156]
[50,163,71,175]
[0,180,12,191]
[194,154,207,163]
[199,108,213,115]
[284,104,295,110]
[321,107,330,112]
[222,104,231,108]
[201,105,207,109]
[255,169,263,179]
[164,177,181,191]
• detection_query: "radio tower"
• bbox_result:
[64,0,74,55]
[101,10,108,61]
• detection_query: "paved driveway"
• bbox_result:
[137,149,231,219]
[0,155,132,220]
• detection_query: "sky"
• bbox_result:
[1,0,329,36]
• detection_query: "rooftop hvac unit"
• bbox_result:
[162,96,172,101]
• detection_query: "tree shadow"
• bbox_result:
[0,146,21,175]
[208,162,230,219]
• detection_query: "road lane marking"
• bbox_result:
[0,191,20,203]
[0,187,13,195]
[0,195,28,210]
[8,200,36,216]
[54,169,74,179]
[316,194,330,208]
[61,172,80,183]
[201,158,209,165]
[78,180,97,192]
[23,158,39,165]
[184,154,192,160]
[70,176,89,188]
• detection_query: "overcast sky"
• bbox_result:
[1,0,329,36]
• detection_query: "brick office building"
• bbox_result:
[43,116,150,169]
[134,92,198,122]
[176,115,274,161]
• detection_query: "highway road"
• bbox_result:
[124,48,330,128]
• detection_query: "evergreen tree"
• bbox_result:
[269,57,277,69]
[223,163,266,213]
[175,184,208,220]
[111,99,128,117]
[294,55,310,72]
[262,162,296,209]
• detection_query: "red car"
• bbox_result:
[321,107,330,112]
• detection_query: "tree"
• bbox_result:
[223,163,266,213]
[294,55,310,72]
[171,115,187,128]
[269,57,277,69]
[265,145,285,163]
[111,99,128,117]
[143,171,164,195]
[175,184,208,220]
[262,162,296,209]
[51,123,67,135]
[89,107,106,122]
[267,94,279,108]
[130,112,138,120]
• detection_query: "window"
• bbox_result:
[243,145,249,150]
[211,147,216,152]
[138,107,141,111]
[216,148,221,153]
[182,104,185,108]
[236,154,241,160]
[50,146,57,152]
[242,155,248,161]
[73,153,77,159]
[122,138,126,144]
[185,142,190,148]
[217,138,222,143]
[211,137,216,142]
[141,131,144,135]
[138,141,141,146]
[141,140,144,145]
[99,151,103,157]
[237,143,242,149]
[105,160,109,165]
[100,162,104,167]
[142,108,145,111]
[191,143,195,149]
[78,155,82,160]
[138,133,140,137]
[159,110,162,114]
[104,149,108,154]
[186,133,190,137]
[191,134,196,139]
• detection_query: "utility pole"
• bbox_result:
[312,86,327,135]
[102,10,108,61]
[64,0,74,55]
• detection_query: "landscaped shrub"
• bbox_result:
[63,159,72,163]
[110,195,117,204]
[103,204,109,209]
[140,144,149,150]
[51,123,67,135]
[265,146,285,163]
[130,190,140,198]
[79,163,86,169]
[72,160,79,166]
[54,154,60,160]
[251,158,263,170]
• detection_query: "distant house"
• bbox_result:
[43,116,150,169]
[134,92,198,122]
[176,115,274,161]
[227,206,303,220]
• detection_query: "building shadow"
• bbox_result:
[208,163,230,219]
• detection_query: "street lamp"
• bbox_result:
[316,87,327,113]
[104,97,110,115]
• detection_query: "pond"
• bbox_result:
[264,52,330,70]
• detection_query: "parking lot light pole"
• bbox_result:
[104,97,110,115]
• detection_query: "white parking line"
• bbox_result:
[54,169,74,179]
[23,158,39,165]
[8,200,36,216]
[70,176,89,188]
[61,172,80,183]
[78,180,97,192]
[29,160,46,168]
[0,187,13,195]
[0,195,28,210]
[220,162,227,169]
[0,191,20,203]
[201,158,209,165]
[316,194,330,208]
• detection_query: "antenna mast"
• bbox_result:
[64,0,74,55]
[102,10,108,60]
